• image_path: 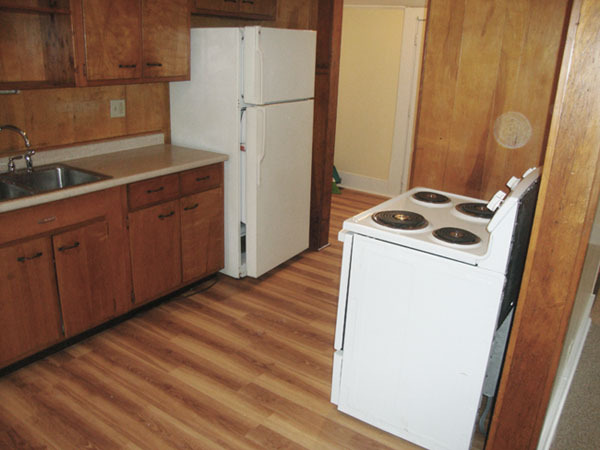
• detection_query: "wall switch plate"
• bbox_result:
[110,99,126,118]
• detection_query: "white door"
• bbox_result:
[338,234,504,450]
[243,27,316,105]
[244,100,314,277]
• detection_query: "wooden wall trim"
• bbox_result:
[309,0,343,250]
[486,0,600,447]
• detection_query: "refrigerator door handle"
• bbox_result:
[255,44,264,104]
[257,108,266,186]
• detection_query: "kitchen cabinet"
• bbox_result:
[127,163,224,304]
[193,0,276,20]
[79,0,190,84]
[53,220,117,337]
[0,0,76,89]
[181,186,224,282]
[0,187,131,368]
[0,237,63,367]
[129,199,182,304]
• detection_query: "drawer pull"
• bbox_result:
[119,64,137,69]
[196,175,210,182]
[146,186,165,194]
[58,242,80,252]
[38,216,56,224]
[17,252,43,263]
[158,211,175,219]
[146,62,163,67]
[242,0,255,3]
[224,0,237,3]
[183,203,199,211]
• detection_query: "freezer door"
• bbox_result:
[244,100,314,277]
[243,26,316,105]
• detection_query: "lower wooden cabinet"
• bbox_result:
[0,237,63,367]
[0,164,224,369]
[53,220,116,337]
[127,163,224,304]
[129,200,182,303]
[181,186,224,282]
[0,187,131,369]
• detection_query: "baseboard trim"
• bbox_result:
[337,170,390,196]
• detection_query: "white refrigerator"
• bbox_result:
[170,27,316,278]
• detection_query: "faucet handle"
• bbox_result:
[7,155,23,173]
[24,149,35,172]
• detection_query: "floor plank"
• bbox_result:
[0,188,426,449]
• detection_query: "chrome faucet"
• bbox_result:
[1,124,35,172]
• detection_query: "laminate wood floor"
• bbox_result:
[1,188,428,449]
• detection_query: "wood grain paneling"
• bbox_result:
[0,83,170,156]
[191,0,317,29]
[412,0,570,199]
[487,0,600,447]
[0,188,424,449]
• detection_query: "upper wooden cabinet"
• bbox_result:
[79,0,190,84]
[81,0,142,81]
[0,0,76,89]
[193,0,276,20]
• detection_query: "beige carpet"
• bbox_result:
[550,315,600,449]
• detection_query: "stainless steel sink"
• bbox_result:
[0,180,32,201]
[0,164,110,200]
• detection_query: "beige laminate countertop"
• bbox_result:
[0,144,228,214]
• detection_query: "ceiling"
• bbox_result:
[344,0,427,7]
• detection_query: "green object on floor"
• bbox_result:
[332,179,341,194]
[332,165,341,184]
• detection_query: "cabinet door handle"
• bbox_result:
[58,242,80,252]
[146,62,163,67]
[38,216,56,224]
[17,252,43,263]
[183,203,199,211]
[119,64,137,69]
[146,186,164,194]
[196,175,210,182]
[158,211,175,219]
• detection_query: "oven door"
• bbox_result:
[337,234,504,450]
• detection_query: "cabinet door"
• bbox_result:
[142,0,190,78]
[53,221,116,337]
[82,0,142,80]
[180,186,224,282]
[238,0,276,18]
[0,237,63,367]
[194,0,239,14]
[129,200,181,303]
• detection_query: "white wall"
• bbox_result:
[334,5,425,196]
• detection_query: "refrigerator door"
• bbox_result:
[170,28,244,278]
[243,27,316,105]
[245,100,314,277]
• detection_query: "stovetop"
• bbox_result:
[341,187,494,265]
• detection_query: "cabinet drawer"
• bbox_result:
[180,163,223,196]
[128,174,179,211]
[0,188,119,245]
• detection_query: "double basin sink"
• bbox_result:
[0,164,110,202]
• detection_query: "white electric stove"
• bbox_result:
[331,168,541,450]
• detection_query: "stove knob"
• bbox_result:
[487,190,507,211]
[506,176,521,190]
[522,167,536,177]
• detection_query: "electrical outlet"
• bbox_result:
[110,99,126,118]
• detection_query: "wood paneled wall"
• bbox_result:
[191,0,318,30]
[411,0,571,199]
[0,83,170,156]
